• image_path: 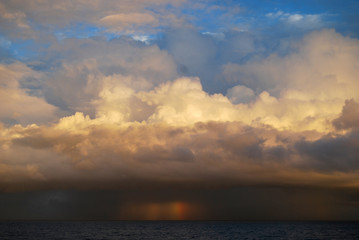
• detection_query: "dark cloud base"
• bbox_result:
[1,186,359,221]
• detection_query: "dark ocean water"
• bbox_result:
[0,221,358,240]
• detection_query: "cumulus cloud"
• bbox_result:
[139,78,239,125]
[223,29,359,97]
[42,37,177,116]
[1,28,359,193]
[1,29,359,192]
[1,111,358,192]
[221,29,359,131]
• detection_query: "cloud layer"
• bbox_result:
[1,0,359,220]
[1,29,359,191]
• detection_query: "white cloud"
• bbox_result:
[288,14,304,23]
[266,10,323,29]
[221,29,359,131]
[132,35,151,44]
[139,77,239,125]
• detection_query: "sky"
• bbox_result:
[1,0,359,220]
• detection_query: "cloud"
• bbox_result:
[0,26,359,220]
[1,28,359,190]
[296,129,359,172]
[226,84,255,104]
[1,0,359,221]
[2,29,359,192]
[40,37,177,116]
[266,10,324,29]
[99,12,159,33]
[223,29,359,97]
[0,0,186,38]
[333,99,359,130]
[138,77,239,125]
[159,28,260,94]
[221,29,359,131]
[0,62,57,125]
[1,103,358,192]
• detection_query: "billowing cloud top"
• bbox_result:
[1,0,359,220]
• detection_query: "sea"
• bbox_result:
[0,221,359,240]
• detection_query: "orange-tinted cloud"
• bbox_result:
[0,0,186,37]
[0,30,359,194]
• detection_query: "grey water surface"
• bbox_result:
[1,221,359,240]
